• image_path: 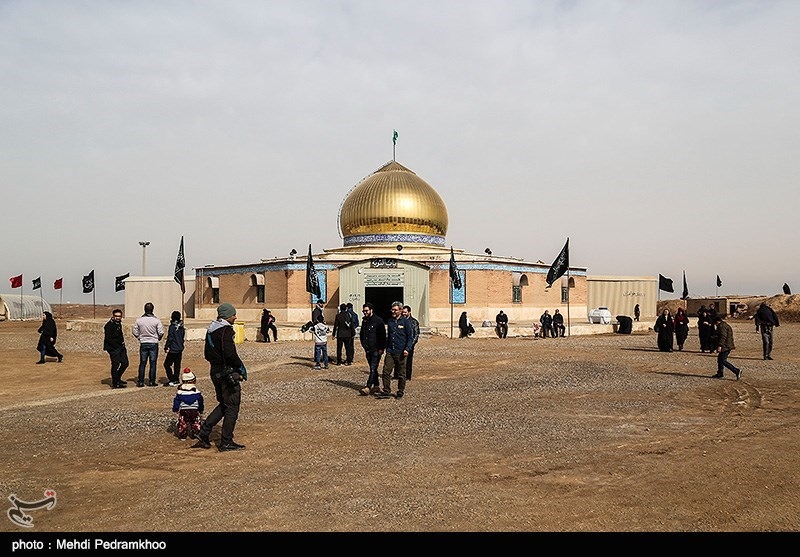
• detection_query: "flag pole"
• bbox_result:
[450,289,454,339]
[566,270,571,337]
[93,287,96,319]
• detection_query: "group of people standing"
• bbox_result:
[654,301,780,381]
[356,301,419,399]
[101,302,185,389]
[656,305,720,353]
[655,304,743,379]
[654,307,691,352]
[301,299,420,400]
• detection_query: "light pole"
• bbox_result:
[139,241,150,275]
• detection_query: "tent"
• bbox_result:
[0,294,52,321]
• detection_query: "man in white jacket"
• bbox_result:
[132,302,164,387]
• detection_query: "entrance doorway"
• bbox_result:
[365,287,404,323]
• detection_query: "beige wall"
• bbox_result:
[428,269,588,325]
[586,276,656,322]
[123,276,195,321]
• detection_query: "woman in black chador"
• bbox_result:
[36,311,63,364]
[673,307,690,351]
[260,309,277,342]
[654,308,675,352]
[697,306,714,352]
[458,311,473,338]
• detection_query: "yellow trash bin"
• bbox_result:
[233,323,245,344]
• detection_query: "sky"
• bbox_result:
[2,0,798,305]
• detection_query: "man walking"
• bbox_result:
[378,301,414,399]
[358,302,386,396]
[754,302,780,360]
[132,302,164,387]
[712,314,742,380]
[103,308,128,389]
[333,304,355,366]
[194,303,248,452]
[401,305,420,380]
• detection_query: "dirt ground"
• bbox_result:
[1,305,799,535]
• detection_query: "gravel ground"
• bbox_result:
[1,318,800,533]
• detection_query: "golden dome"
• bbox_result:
[339,161,449,247]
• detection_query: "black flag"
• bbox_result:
[82,270,95,293]
[32,276,41,290]
[305,244,321,299]
[681,271,689,300]
[546,238,569,288]
[783,283,791,295]
[659,274,674,293]
[716,275,722,288]
[449,247,462,290]
[115,273,130,292]
[174,235,185,294]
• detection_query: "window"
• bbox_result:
[256,285,265,303]
[450,270,466,304]
[512,285,522,303]
[207,276,220,304]
[561,286,568,303]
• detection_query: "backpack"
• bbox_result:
[348,309,360,330]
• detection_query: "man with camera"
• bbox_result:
[193,303,248,452]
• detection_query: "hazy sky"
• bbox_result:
[2,1,798,305]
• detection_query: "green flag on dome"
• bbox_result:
[393,130,398,145]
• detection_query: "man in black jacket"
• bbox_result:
[401,305,420,380]
[358,302,386,396]
[333,304,355,366]
[495,310,508,339]
[194,303,248,452]
[379,301,414,399]
[755,302,780,360]
[103,308,128,389]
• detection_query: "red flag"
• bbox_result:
[9,274,22,289]
[54,278,63,290]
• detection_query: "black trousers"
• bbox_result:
[199,369,241,446]
[107,347,129,385]
[163,351,183,383]
[261,324,278,341]
[336,336,355,364]
[760,324,774,358]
